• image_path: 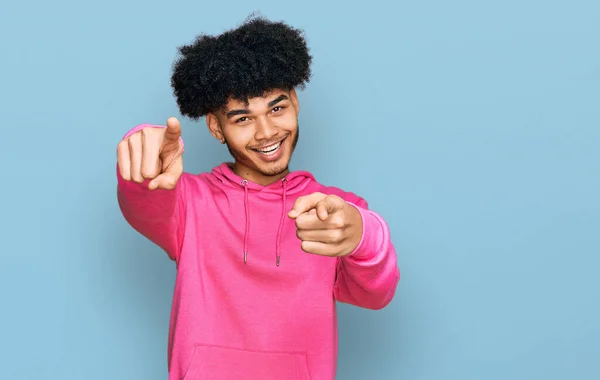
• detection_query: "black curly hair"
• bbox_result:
[170,15,312,120]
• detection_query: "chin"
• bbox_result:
[249,134,294,176]
[256,158,291,177]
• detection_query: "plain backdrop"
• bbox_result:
[1,0,599,379]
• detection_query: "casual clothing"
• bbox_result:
[117,124,400,380]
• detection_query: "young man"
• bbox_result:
[116,16,400,380]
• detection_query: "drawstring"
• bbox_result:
[242,179,249,264]
[240,177,288,266]
[275,178,288,266]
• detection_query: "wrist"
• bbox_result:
[343,202,365,257]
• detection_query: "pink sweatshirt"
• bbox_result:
[117,124,400,380]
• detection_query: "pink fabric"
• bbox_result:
[117,124,400,380]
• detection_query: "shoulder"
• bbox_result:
[177,171,215,197]
[180,171,210,185]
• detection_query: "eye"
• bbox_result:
[235,117,249,123]
[271,106,284,113]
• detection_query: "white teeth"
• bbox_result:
[257,141,281,154]
[261,143,279,151]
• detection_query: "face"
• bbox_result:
[206,88,300,185]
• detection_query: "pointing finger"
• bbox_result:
[295,210,346,231]
[295,210,324,230]
[288,192,326,218]
[314,196,347,221]
[316,200,330,221]
[163,117,181,145]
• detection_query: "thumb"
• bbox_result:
[148,155,183,190]
[149,172,178,190]
[288,192,326,218]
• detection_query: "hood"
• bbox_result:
[211,162,316,266]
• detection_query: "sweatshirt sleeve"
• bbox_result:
[116,124,187,262]
[333,198,400,310]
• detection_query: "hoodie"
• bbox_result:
[116,124,400,380]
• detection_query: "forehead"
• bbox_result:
[223,89,289,111]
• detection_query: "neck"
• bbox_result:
[231,161,289,186]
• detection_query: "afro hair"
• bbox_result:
[170,15,313,120]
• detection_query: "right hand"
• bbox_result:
[117,117,184,190]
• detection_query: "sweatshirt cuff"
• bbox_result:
[345,202,385,261]
[122,123,185,150]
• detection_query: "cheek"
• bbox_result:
[225,129,253,149]
[280,114,298,132]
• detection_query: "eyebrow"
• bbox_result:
[268,94,288,107]
[226,109,250,118]
[225,95,289,118]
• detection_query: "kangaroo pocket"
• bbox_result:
[182,344,312,380]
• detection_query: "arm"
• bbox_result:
[116,123,186,262]
[333,199,400,310]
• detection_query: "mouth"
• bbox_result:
[251,136,287,157]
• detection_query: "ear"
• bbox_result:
[206,112,225,143]
[289,88,300,114]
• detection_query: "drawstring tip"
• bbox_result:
[276,256,280,267]
[244,251,247,264]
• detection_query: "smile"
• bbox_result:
[252,136,287,156]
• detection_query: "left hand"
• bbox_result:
[288,192,363,257]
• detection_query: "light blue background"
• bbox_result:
[1,0,598,379]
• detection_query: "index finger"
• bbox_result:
[163,117,181,144]
[288,192,326,218]
[295,209,327,230]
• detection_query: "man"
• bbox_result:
[116,15,400,380]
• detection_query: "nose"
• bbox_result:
[254,116,278,141]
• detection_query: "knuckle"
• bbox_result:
[331,216,345,229]
[142,127,163,144]
[164,178,177,189]
[141,167,158,179]
[331,230,344,243]
[300,241,310,252]
[140,127,154,137]
[326,194,341,204]
[127,133,140,148]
